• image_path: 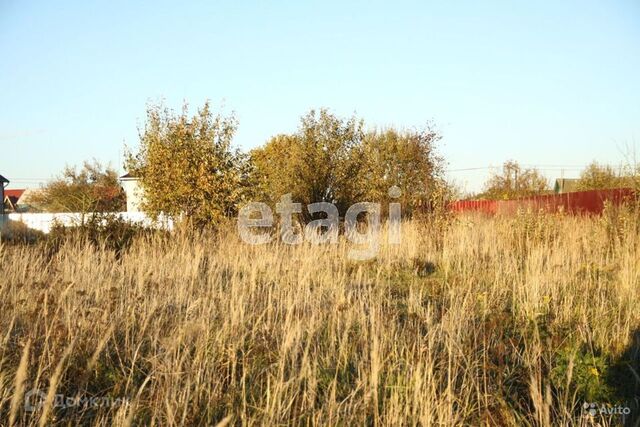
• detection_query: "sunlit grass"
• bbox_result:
[0,208,638,425]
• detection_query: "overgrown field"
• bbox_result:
[1,208,639,426]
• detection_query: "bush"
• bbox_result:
[45,214,158,257]
[0,220,45,245]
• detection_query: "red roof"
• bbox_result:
[4,189,25,200]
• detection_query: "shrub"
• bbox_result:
[0,220,45,245]
[45,214,157,257]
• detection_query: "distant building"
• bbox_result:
[2,188,43,213]
[3,189,25,212]
[13,189,43,212]
[119,173,144,212]
[554,178,579,194]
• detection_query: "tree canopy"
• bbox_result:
[478,161,549,200]
[250,109,366,216]
[124,103,448,227]
[31,160,125,213]
[126,101,252,227]
[576,162,631,191]
[361,127,446,214]
[250,109,446,217]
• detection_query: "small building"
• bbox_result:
[119,173,143,212]
[554,178,579,194]
[12,189,42,212]
[3,189,25,212]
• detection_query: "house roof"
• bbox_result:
[119,172,138,180]
[4,188,42,212]
[5,189,25,200]
[15,188,41,206]
[3,189,25,211]
[0,174,9,184]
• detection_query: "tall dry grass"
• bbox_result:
[0,207,638,426]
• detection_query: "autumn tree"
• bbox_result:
[126,101,251,227]
[250,134,303,205]
[360,127,446,215]
[576,162,626,191]
[251,109,447,218]
[479,161,549,200]
[250,109,366,216]
[31,160,125,213]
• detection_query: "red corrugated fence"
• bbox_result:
[449,188,637,215]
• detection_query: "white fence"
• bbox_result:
[1,212,173,234]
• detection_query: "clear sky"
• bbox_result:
[2,0,639,193]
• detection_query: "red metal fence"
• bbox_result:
[449,188,637,215]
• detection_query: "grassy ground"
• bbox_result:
[0,208,639,426]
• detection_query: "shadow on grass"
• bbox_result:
[607,329,640,426]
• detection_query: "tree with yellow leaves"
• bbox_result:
[251,109,367,217]
[251,109,446,217]
[126,101,252,228]
[478,161,549,200]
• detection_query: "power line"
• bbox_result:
[445,167,492,172]
[446,163,628,173]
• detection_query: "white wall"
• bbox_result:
[121,178,143,212]
[2,212,172,234]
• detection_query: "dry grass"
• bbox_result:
[0,208,639,426]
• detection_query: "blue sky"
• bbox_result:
[1,0,639,193]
